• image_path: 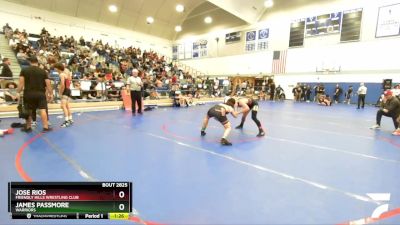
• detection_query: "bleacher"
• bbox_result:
[0,24,236,117]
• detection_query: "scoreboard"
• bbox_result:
[305,12,342,37]
[289,19,305,47]
[340,8,363,42]
[8,182,132,220]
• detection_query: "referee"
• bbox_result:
[357,82,367,109]
[127,69,143,115]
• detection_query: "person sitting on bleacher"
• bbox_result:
[0,58,13,89]
[258,91,267,101]
[106,83,120,101]
[149,87,160,100]
[37,50,47,65]
[392,84,400,99]
[178,92,193,107]
[71,80,82,100]
[16,49,29,65]
[4,82,19,103]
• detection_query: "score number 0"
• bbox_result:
[118,191,125,211]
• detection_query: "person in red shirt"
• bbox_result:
[171,73,178,84]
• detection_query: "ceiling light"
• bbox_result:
[264,0,273,8]
[108,4,118,13]
[204,16,212,24]
[175,26,182,32]
[176,4,184,12]
[146,17,154,24]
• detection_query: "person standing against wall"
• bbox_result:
[305,85,312,102]
[357,82,367,109]
[333,84,343,104]
[17,56,53,132]
[269,80,275,101]
[344,85,353,104]
[127,69,143,115]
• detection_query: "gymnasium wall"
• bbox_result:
[175,0,400,102]
[301,82,384,105]
[176,0,400,101]
[0,0,172,57]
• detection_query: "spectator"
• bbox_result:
[318,94,332,106]
[392,84,400,98]
[300,83,306,101]
[357,82,367,109]
[293,84,302,102]
[258,91,267,101]
[269,80,276,101]
[235,84,240,95]
[344,86,353,104]
[0,58,13,89]
[275,85,284,101]
[16,49,28,61]
[4,82,18,103]
[317,84,325,101]
[370,90,400,132]
[5,25,204,105]
[107,83,120,101]
[149,88,160,100]
[71,80,82,100]
[2,23,11,33]
[304,85,312,102]
[333,84,343,104]
[194,89,202,99]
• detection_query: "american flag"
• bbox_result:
[272,50,287,74]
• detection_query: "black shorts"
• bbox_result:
[249,100,259,111]
[62,88,71,97]
[24,92,47,110]
[207,106,228,125]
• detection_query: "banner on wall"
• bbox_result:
[172,45,178,60]
[225,31,241,44]
[177,44,184,60]
[192,42,199,58]
[245,31,256,52]
[184,42,192,59]
[193,39,208,58]
[376,3,400,37]
[245,28,269,52]
[258,28,269,50]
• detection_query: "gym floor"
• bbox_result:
[1,101,399,225]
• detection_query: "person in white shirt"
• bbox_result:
[126,69,143,115]
[357,82,367,109]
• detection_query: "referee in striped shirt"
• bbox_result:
[127,69,143,115]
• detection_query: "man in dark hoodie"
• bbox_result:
[370,90,400,132]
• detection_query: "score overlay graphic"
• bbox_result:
[8,182,132,220]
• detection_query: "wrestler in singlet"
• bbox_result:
[236,97,265,137]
